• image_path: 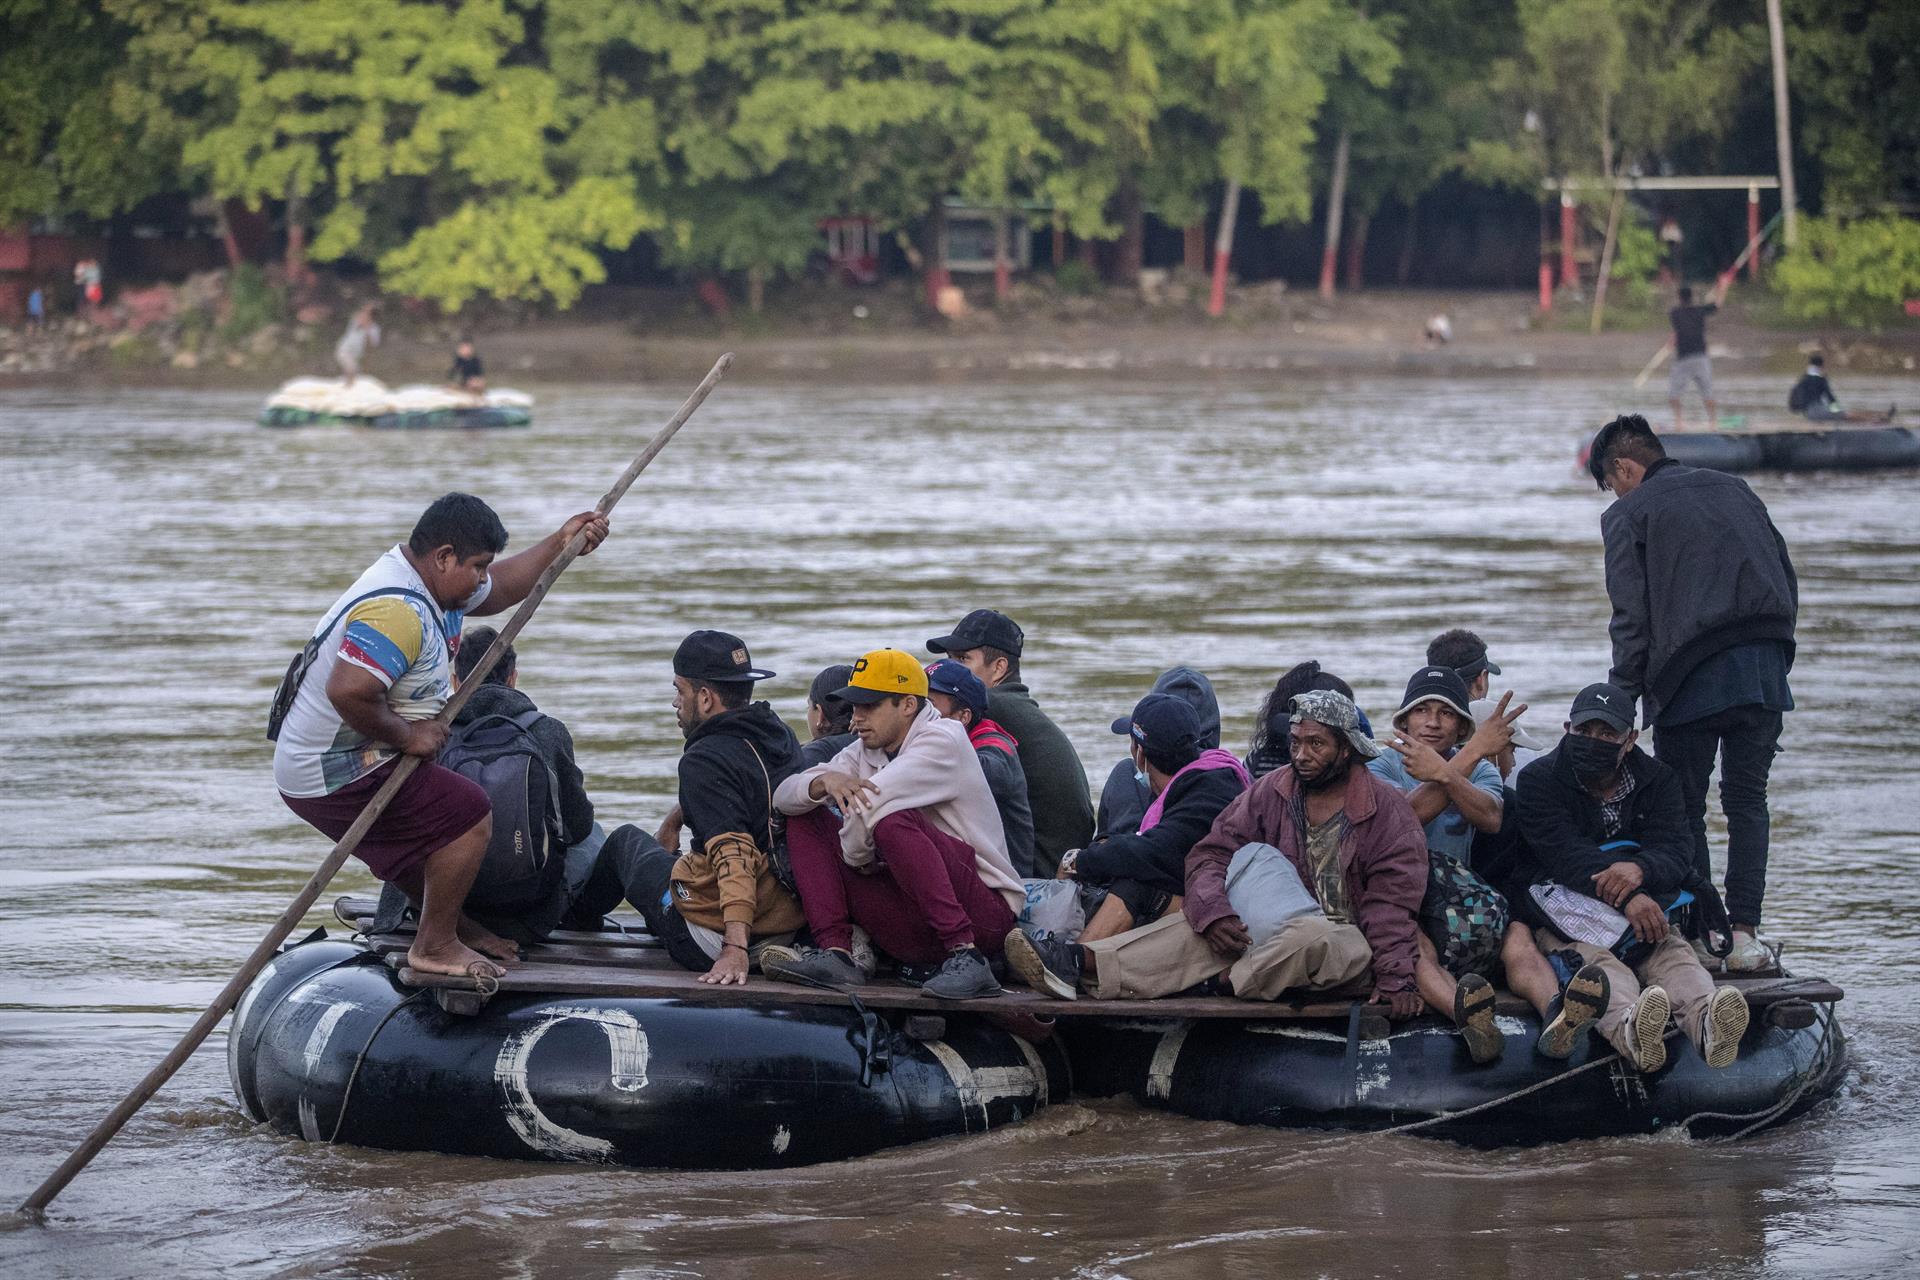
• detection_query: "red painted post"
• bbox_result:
[1559,193,1579,290]
[1208,179,1242,318]
[1539,262,1555,313]
[1746,185,1762,281]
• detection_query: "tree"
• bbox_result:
[1774,214,1920,330]
[1784,1,1920,214]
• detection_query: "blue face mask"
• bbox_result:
[1134,768,1150,790]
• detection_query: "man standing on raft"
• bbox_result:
[273,493,610,978]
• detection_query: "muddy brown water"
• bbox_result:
[2,373,1918,1278]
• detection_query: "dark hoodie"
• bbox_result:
[1095,667,1222,841]
[987,679,1094,862]
[675,702,807,933]
[453,682,594,845]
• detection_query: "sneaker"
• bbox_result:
[848,926,879,979]
[894,959,940,987]
[921,946,1003,1000]
[1689,934,1721,968]
[759,944,864,989]
[1003,927,1082,1001]
[1620,985,1671,1073]
[1725,931,1772,974]
[1453,973,1504,1065]
[1537,962,1611,1059]
[1701,985,1751,1069]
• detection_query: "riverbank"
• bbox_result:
[5,277,1917,387]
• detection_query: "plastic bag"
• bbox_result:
[1226,842,1323,945]
[1019,878,1091,939]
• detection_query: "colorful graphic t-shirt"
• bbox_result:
[271,546,491,797]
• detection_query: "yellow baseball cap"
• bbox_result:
[837,648,930,704]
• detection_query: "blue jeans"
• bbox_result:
[1653,705,1783,926]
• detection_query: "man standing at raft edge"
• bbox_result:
[1667,284,1718,431]
[1588,415,1796,972]
[927,609,1093,874]
[274,493,609,979]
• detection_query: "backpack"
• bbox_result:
[266,586,436,741]
[439,709,567,913]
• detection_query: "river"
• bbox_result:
[1,370,1917,1277]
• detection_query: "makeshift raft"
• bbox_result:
[224,896,1845,1167]
[1583,422,1917,474]
[257,377,533,430]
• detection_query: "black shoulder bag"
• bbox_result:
[266,587,436,741]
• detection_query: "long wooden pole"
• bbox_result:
[1589,189,1625,335]
[1765,0,1799,248]
[14,353,735,1221]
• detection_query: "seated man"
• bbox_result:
[1004,693,1249,999]
[1055,690,1424,1013]
[371,625,600,944]
[765,648,1025,1000]
[925,659,1036,875]
[1516,683,1750,1073]
[583,631,806,983]
[1371,667,1608,1064]
[927,609,1091,873]
[274,492,608,978]
[799,663,856,766]
[448,337,486,394]
[1788,354,1894,423]
[1094,666,1220,840]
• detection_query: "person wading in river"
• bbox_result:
[1589,414,1797,972]
[1515,684,1750,1073]
[274,493,609,978]
[765,648,1024,1000]
[927,609,1092,874]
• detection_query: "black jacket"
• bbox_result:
[454,682,594,846]
[679,703,802,857]
[1513,741,1697,904]
[799,730,856,768]
[1095,666,1222,841]
[1603,458,1798,720]
[1076,764,1246,896]
[988,681,1094,861]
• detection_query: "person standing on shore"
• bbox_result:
[1667,285,1718,431]
[1587,414,1797,973]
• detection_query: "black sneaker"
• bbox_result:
[1003,926,1082,1001]
[759,944,864,989]
[921,946,1003,1000]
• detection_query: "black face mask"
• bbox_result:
[1562,732,1627,784]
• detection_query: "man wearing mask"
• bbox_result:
[1093,666,1221,841]
[1061,691,1425,1011]
[587,631,806,985]
[1515,684,1748,1074]
[924,659,1035,875]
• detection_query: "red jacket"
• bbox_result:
[1183,762,1428,995]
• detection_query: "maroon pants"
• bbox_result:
[786,807,1017,965]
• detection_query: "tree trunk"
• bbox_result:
[1208,179,1242,318]
[1396,200,1419,286]
[921,199,950,311]
[746,265,766,314]
[1318,126,1350,301]
[1183,222,1205,273]
[284,185,309,287]
[1051,211,1066,271]
[993,208,1011,303]
[1589,188,1624,334]
[1111,175,1144,285]
[1344,210,1371,292]
[214,201,244,271]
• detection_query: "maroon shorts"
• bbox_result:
[282,759,490,883]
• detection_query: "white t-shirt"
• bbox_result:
[272,546,490,797]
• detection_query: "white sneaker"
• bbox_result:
[1690,935,1721,969]
[1620,985,1671,1073]
[848,926,879,979]
[1725,931,1772,973]
[1701,985,1750,1068]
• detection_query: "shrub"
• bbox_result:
[1054,258,1100,296]
[220,264,285,339]
[1774,215,1920,330]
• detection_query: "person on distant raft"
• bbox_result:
[1788,354,1895,423]
[926,609,1092,875]
[274,493,610,979]
[335,303,381,383]
[1667,284,1718,431]
[448,337,487,396]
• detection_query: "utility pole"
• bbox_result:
[1765,0,1799,247]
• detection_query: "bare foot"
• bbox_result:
[458,916,520,964]
[408,940,506,979]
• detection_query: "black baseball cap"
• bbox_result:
[1111,693,1201,756]
[808,663,854,708]
[927,608,1024,658]
[673,630,775,683]
[1569,682,1635,734]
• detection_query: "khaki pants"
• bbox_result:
[1535,926,1716,1056]
[1084,911,1372,1001]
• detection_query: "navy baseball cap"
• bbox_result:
[1570,683,1635,734]
[1111,693,1202,756]
[673,630,775,683]
[927,608,1024,657]
[924,659,990,722]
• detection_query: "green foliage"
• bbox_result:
[1054,259,1102,296]
[1774,216,1920,330]
[219,263,285,339]
[1786,1,1920,213]
[1607,214,1662,307]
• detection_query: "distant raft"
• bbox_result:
[228,938,1066,1170]
[258,377,532,429]
[1581,422,1918,475]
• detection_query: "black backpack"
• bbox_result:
[440,710,568,913]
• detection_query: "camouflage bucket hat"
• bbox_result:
[1289,688,1381,760]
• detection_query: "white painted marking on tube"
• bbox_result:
[1146,1024,1193,1102]
[493,1005,651,1161]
